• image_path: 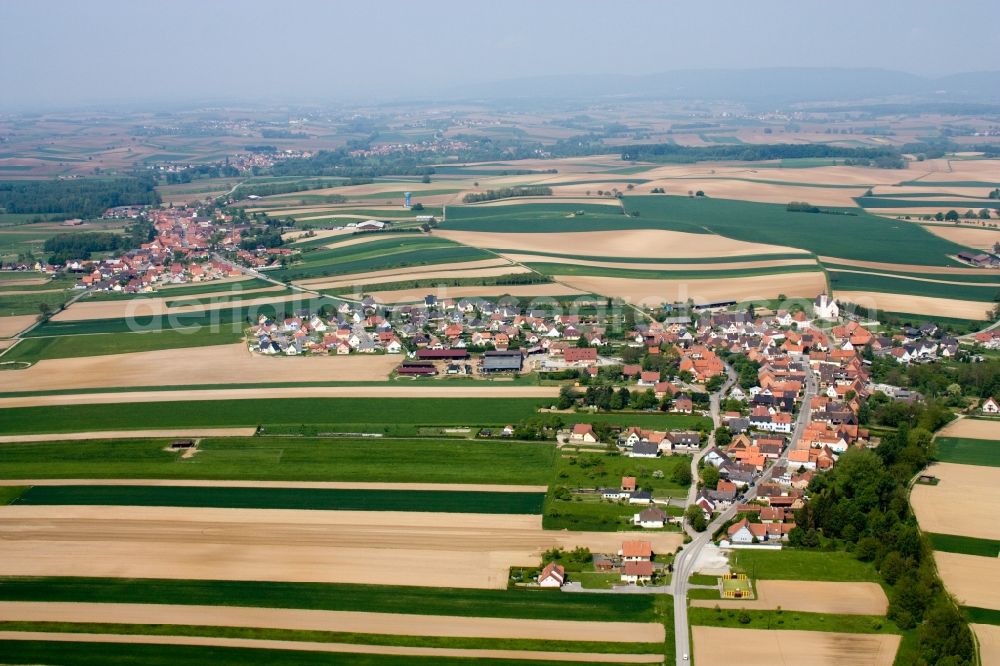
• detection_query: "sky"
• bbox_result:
[1,0,998,110]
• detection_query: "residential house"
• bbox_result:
[538,562,565,588]
[633,507,667,529]
[570,423,598,443]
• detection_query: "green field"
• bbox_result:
[0,289,69,316]
[88,278,273,300]
[22,296,335,337]
[935,436,1000,467]
[443,197,976,266]
[268,236,491,282]
[553,451,690,495]
[731,549,879,582]
[828,270,1000,302]
[689,607,894,634]
[1,329,244,362]
[14,485,545,514]
[561,411,711,431]
[0,397,555,434]
[856,196,1000,210]
[0,437,556,484]
[0,641,618,666]
[926,533,1000,558]
[0,576,656,621]
[963,606,1000,626]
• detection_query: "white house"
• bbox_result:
[538,562,565,588]
[982,397,1000,414]
[813,293,839,319]
[633,507,666,529]
[570,423,598,443]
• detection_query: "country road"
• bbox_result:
[672,354,816,665]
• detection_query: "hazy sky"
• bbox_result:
[2,0,998,109]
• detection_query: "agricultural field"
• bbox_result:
[691,627,899,666]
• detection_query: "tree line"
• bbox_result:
[0,175,160,219]
[462,186,552,204]
[791,426,975,664]
[619,143,904,166]
[43,232,127,264]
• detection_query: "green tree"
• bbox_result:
[685,504,707,532]
[672,464,693,486]
[700,464,720,489]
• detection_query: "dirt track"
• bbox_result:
[690,580,887,615]
[0,505,682,589]
[4,343,400,391]
[437,229,807,259]
[0,384,561,409]
[832,291,991,320]
[0,428,257,443]
[554,272,827,305]
[0,631,663,663]
[0,479,549,493]
[0,601,663,643]
[911,463,1000,540]
[934,551,1000,610]
[692,627,900,666]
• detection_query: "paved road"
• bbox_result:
[672,355,816,665]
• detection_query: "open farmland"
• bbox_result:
[12,484,547,514]
[2,343,400,391]
[0,437,557,484]
[437,228,808,259]
[552,271,827,304]
[830,291,991,320]
[0,601,663,645]
[690,581,887,615]
[911,463,1000,541]
[0,397,557,433]
[973,624,1000,666]
[0,504,682,589]
[691,627,899,666]
[361,283,588,303]
[936,417,1000,440]
[933,551,1000,611]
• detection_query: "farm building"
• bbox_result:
[564,347,598,364]
[415,349,470,361]
[481,350,522,373]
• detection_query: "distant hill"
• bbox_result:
[445,68,1000,105]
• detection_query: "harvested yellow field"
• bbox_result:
[4,343,399,391]
[0,385,561,409]
[500,253,817,272]
[934,551,1000,610]
[0,601,662,644]
[295,258,516,288]
[0,277,48,287]
[554,271,827,305]
[50,292,316,322]
[0,315,36,338]
[912,463,1000,540]
[362,283,587,303]
[0,505,682,589]
[923,224,1000,251]
[0,428,257,443]
[691,580,887,615]
[973,624,1000,666]
[637,179,866,207]
[818,256,999,275]
[937,417,1000,439]
[438,229,808,259]
[832,291,992,320]
[282,228,353,242]
[0,632,663,664]
[462,196,621,208]
[692,627,899,666]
